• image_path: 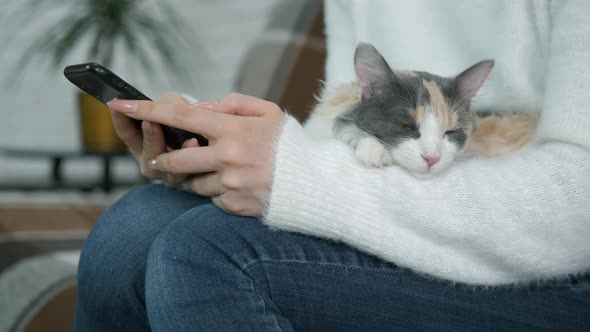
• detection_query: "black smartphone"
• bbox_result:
[63,62,208,149]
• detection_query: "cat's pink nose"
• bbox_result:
[421,155,440,167]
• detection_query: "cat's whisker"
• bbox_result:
[450,93,475,112]
[347,112,380,141]
[343,113,392,149]
[392,94,415,107]
[452,151,478,161]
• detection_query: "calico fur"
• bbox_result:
[304,43,538,175]
[307,83,538,158]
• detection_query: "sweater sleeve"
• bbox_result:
[263,1,590,285]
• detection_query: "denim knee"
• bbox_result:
[146,204,261,277]
[76,184,207,323]
[143,204,285,330]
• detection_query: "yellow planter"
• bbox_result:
[78,91,127,153]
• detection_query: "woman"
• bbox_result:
[75,1,590,330]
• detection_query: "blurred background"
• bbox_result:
[0,0,325,330]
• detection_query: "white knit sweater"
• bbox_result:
[263,0,590,285]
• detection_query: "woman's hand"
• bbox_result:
[107,93,285,216]
[109,92,200,185]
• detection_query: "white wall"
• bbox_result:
[0,0,278,189]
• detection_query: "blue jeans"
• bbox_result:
[75,184,590,331]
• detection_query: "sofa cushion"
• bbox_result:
[234,0,326,123]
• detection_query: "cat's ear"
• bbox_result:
[453,60,494,103]
[354,42,397,99]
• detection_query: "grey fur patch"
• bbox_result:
[446,130,467,146]
[337,43,489,152]
[334,69,477,150]
[334,88,421,148]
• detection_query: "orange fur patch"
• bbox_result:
[412,103,427,124]
[314,84,361,117]
[467,113,539,157]
[411,80,458,131]
[423,80,455,128]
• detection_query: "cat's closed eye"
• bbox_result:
[445,129,461,136]
[401,123,416,130]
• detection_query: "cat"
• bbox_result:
[304,42,538,176]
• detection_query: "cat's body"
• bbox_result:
[305,43,538,176]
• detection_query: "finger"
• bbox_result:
[142,121,166,157]
[158,92,190,104]
[183,173,223,197]
[167,137,199,152]
[211,196,227,212]
[191,100,220,111]
[210,193,259,216]
[140,121,166,178]
[107,99,229,139]
[216,93,280,116]
[110,110,142,157]
[153,146,219,174]
[164,173,189,187]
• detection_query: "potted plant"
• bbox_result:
[12,0,197,152]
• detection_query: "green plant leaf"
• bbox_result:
[50,16,93,66]
[15,15,82,69]
[133,15,176,62]
[9,0,200,85]
[119,17,154,74]
[157,2,198,47]
[88,25,107,61]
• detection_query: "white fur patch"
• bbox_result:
[355,137,394,168]
[390,110,461,175]
[334,125,364,147]
[304,83,361,140]
[419,110,443,157]
[305,82,469,175]
[332,123,393,168]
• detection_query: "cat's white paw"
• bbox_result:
[355,137,394,168]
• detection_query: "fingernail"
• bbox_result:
[147,159,157,170]
[182,138,196,147]
[142,121,153,136]
[185,138,199,148]
[107,99,138,114]
[191,101,218,110]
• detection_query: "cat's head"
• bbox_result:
[336,42,494,175]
